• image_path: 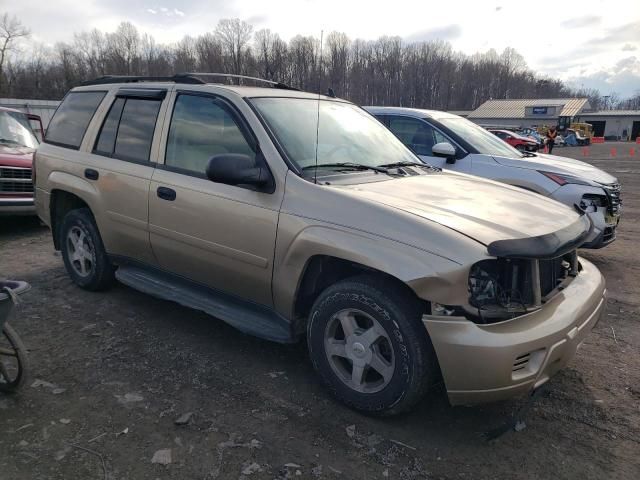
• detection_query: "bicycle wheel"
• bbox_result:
[0,324,28,392]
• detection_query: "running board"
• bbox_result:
[115,266,295,343]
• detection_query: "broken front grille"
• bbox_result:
[538,253,574,298]
[0,167,33,194]
[602,182,621,215]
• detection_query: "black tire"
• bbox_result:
[307,275,438,415]
[0,324,29,392]
[60,208,114,291]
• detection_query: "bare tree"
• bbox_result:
[616,90,640,110]
[0,13,30,93]
[74,30,107,79]
[288,35,318,90]
[326,32,350,97]
[215,18,253,75]
[195,33,224,72]
[173,36,197,73]
[6,17,633,110]
[106,22,140,75]
[498,47,527,99]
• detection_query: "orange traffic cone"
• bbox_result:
[630,147,636,156]
[610,147,617,157]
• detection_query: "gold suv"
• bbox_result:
[35,74,606,415]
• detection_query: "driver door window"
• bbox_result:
[433,129,450,145]
[386,115,471,172]
[387,117,437,156]
[165,94,254,175]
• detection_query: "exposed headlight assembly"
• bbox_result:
[579,194,606,213]
[468,258,535,322]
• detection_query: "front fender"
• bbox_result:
[272,213,475,319]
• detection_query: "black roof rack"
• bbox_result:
[80,74,204,86]
[80,73,298,91]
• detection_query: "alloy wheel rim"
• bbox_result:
[66,226,94,277]
[323,308,395,394]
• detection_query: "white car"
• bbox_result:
[365,107,621,248]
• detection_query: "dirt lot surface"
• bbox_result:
[1,142,639,480]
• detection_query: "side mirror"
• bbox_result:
[432,142,457,164]
[206,153,270,190]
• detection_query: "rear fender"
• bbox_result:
[47,171,104,247]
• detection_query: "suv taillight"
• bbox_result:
[32,152,37,188]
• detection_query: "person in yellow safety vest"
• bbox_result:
[546,126,558,154]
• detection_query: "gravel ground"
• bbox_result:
[1,142,639,480]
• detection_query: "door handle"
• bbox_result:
[157,186,176,201]
[84,168,99,181]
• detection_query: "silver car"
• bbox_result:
[365,107,621,248]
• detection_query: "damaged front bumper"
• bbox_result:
[581,207,620,248]
[423,257,606,405]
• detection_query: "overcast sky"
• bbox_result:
[6,0,640,97]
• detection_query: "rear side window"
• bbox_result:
[94,98,125,156]
[93,97,162,163]
[45,91,106,149]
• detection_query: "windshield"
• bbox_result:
[251,98,419,173]
[0,110,39,149]
[439,117,524,158]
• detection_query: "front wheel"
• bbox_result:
[0,324,29,392]
[307,275,438,415]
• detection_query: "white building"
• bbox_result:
[467,98,591,131]
[0,98,60,128]
[574,110,640,140]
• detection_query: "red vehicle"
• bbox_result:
[0,107,42,215]
[489,129,539,152]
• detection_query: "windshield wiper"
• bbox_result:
[522,152,537,158]
[378,161,423,168]
[0,138,22,146]
[379,161,442,172]
[302,162,390,174]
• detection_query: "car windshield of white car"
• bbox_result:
[439,117,525,159]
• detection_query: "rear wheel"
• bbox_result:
[0,324,28,392]
[60,208,114,291]
[307,275,438,415]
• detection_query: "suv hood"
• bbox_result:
[0,144,35,168]
[491,152,616,185]
[340,172,582,246]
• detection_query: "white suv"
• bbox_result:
[366,107,621,248]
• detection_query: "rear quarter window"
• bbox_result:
[92,97,162,163]
[45,91,107,149]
